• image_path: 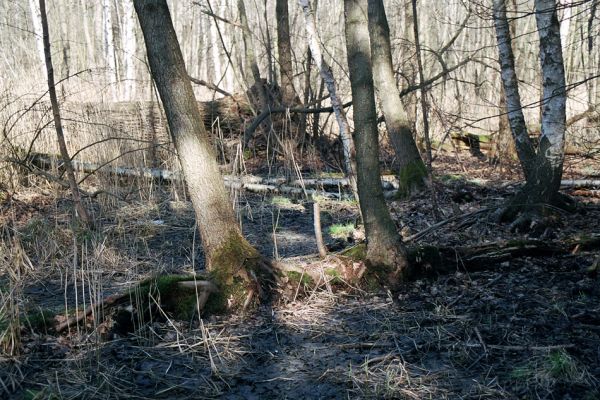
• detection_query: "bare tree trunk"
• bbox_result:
[344,0,407,281]
[122,0,137,100]
[103,0,118,100]
[276,0,297,105]
[493,0,537,181]
[411,0,433,168]
[367,0,426,195]
[533,0,566,190]
[238,0,271,144]
[493,0,571,224]
[28,0,46,78]
[134,0,274,311]
[298,0,358,203]
[39,0,92,227]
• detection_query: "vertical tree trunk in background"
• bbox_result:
[367,0,426,195]
[39,0,92,228]
[587,0,598,108]
[134,0,272,311]
[103,0,118,100]
[276,0,297,105]
[238,0,262,87]
[29,0,46,78]
[122,0,137,100]
[80,0,95,65]
[298,0,358,203]
[411,0,433,168]
[344,0,407,280]
[238,0,271,143]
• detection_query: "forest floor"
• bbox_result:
[1,151,600,399]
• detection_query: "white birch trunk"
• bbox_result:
[535,0,566,171]
[28,0,46,79]
[122,0,137,100]
[493,0,537,179]
[103,0,118,100]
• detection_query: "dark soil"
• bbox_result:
[1,152,600,399]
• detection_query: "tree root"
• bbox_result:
[494,189,577,233]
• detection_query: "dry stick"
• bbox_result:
[39,0,92,228]
[313,201,327,258]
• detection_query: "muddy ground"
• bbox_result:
[1,152,600,399]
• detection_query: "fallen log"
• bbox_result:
[55,276,218,333]
[407,233,600,278]
[13,151,399,197]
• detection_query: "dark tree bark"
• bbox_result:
[276,0,297,106]
[134,0,274,311]
[344,0,408,280]
[367,0,426,195]
[39,0,92,227]
[493,0,572,226]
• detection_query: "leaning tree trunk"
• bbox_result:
[367,0,426,196]
[493,0,538,180]
[493,0,571,225]
[134,0,274,311]
[344,0,408,283]
[39,0,92,228]
[298,0,359,203]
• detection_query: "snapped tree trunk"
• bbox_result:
[39,0,92,228]
[493,0,570,224]
[344,0,408,282]
[367,0,426,196]
[134,0,274,312]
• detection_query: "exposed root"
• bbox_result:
[494,189,577,233]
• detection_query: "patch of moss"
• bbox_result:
[324,268,344,285]
[133,274,204,321]
[328,223,355,239]
[342,244,367,261]
[397,159,428,197]
[271,196,293,207]
[287,271,313,286]
[204,232,262,313]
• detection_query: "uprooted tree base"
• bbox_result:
[50,232,600,335]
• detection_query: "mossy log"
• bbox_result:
[54,275,218,333]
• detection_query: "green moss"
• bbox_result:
[328,223,355,239]
[204,232,262,313]
[342,244,367,261]
[397,160,427,197]
[324,268,344,285]
[286,271,313,286]
[271,196,293,207]
[133,274,205,321]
